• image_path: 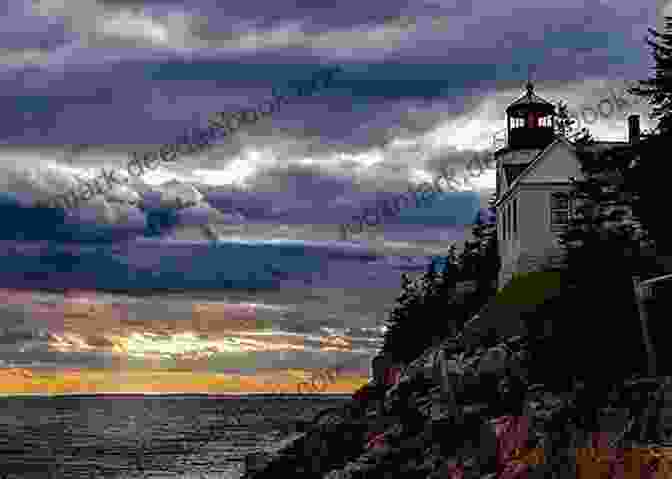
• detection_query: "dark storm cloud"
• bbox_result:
[0,0,653,146]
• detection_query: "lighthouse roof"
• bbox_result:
[506,81,555,116]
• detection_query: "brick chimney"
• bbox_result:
[628,114,640,145]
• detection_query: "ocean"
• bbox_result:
[0,394,351,479]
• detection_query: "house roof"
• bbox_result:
[581,141,630,153]
[503,164,531,184]
[495,135,572,206]
[495,137,633,207]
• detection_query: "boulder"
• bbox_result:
[476,345,511,376]
[371,354,389,386]
[371,352,404,389]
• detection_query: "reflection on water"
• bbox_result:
[0,394,349,478]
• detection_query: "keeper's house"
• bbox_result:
[494,81,641,289]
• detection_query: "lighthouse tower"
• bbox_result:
[495,81,557,199]
[494,81,566,289]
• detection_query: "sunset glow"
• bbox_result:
[0,368,368,395]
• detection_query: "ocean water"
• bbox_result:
[0,394,351,479]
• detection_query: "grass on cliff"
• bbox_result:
[494,271,563,307]
[462,271,564,342]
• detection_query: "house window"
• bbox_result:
[504,206,508,241]
[513,198,518,237]
[499,210,503,240]
[505,205,509,241]
[502,208,506,240]
[507,203,511,239]
[550,192,571,231]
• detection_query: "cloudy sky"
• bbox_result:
[0,0,659,393]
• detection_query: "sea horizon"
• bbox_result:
[0,392,354,398]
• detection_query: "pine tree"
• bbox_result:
[625,18,672,253]
[558,14,672,273]
[555,100,591,141]
[627,17,672,136]
[420,259,439,299]
[541,14,672,388]
[382,273,425,363]
[626,133,672,257]
[382,252,465,363]
[553,136,651,390]
[460,193,500,306]
[560,141,647,280]
[437,244,460,298]
[555,101,578,137]
[426,256,465,342]
[380,197,502,363]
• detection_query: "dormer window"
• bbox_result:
[550,192,571,231]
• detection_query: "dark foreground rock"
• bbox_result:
[244,335,672,479]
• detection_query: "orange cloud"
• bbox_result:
[319,335,353,352]
[0,368,33,378]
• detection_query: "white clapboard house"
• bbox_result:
[494,81,641,289]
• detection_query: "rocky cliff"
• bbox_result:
[244,332,672,479]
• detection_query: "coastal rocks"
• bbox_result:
[322,456,375,479]
[246,408,372,479]
[371,352,404,389]
[247,329,671,479]
[244,452,273,475]
[476,344,511,375]
[314,407,347,428]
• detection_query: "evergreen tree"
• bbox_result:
[625,18,672,252]
[460,193,500,309]
[552,135,650,392]
[555,101,578,137]
[437,244,460,299]
[382,273,426,363]
[420,259,439,304]
[431,252,467,342]
[560,141,648,281]
[627,17,672,136]
[541,14,672,389]
[382,253,465,363]
[380,197,502,363]
[555,100,591,141]
[556,10,672,276]
[626,133,672,257]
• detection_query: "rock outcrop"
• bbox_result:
[244,333,672,479]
